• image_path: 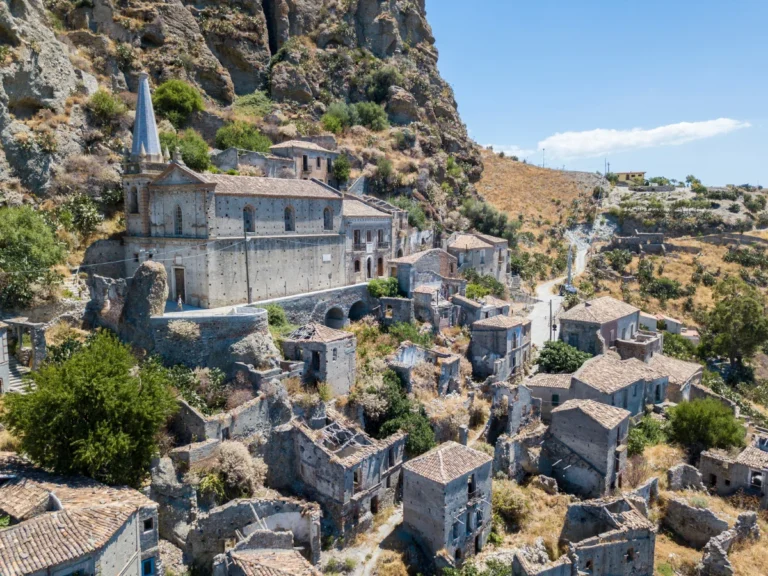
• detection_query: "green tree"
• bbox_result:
[663,333,698,360]
[374,371,435,457]
[537,340,591,374]
[160,130,211,172]
[366,65,403,103]
[667,398,745,457]
[703,277,768,368]
[367,277,399,298]
[0,206,66,309]
[60,194,103,238]
[1,331,177,487]
[215,121,272,153]
[352,102,389,131]
[332,154,351,183]
[152,79,204,127]
[86,89,126,127]
[605,249,633,274]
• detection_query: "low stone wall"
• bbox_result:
[82,239,125,279]
[663,497,730,549]
[169,439,220,470]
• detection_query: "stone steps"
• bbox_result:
[7,357,33,394]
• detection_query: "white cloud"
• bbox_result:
[491,118,751,162]
[538,118,751,159]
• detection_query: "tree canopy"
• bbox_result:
[1,331,177,487]
[537,340,591,374]
[152,79,204,127]
[160,130,210,172]
[215,121,272,153]
[702,277,768,368]
[0,206,66,309]
[667,398,745,457]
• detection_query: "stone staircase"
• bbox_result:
[7,357,33,394]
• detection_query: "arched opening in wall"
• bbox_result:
[174,205,183,236]
[323,207,333,231]
[354,260,361,273]
[243,206,255,233]
[128,187,139,214]
[366,258,372,279]
[377,257,384,277]
[325,307,345,329]
[349,301,368,322]
[284,206,295,232]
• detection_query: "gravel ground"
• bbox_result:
[160,539,188,576]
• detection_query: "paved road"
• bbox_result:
[528,245,589,349]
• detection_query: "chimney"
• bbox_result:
[131,72,163,163]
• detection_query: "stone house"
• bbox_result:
[452,294,511,327]
[342,195,393,283]
[560,496,656,576]
[558,296,641,355]
[210,147,296,178]
[387,341,461,395]
[270,140,339,184]
[0,454,161,576]
[446,232,509,282]
[389,249,460,297]
[0,322,9,394]
[571,354,668,417]
[524,373,573,422]
[487,383,540,444]
[469,315,532,382]
[413,285,462,330]
[648,354,703,402]
[402,442,493,566]
[281,323,357,397]
[267,409,407,543]
[542,400,630,497]
[699,436,768,504]
[379,297,414,327]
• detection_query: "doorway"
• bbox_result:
[377,257,384,277]
[174,268,186,302]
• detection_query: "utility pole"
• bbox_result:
[549,299,553,341]
[243,228,252,304]
[542,148,546,169]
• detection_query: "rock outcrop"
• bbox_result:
[118,261,168,349]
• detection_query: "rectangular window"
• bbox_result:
[367,230,372,243]
[551,394,560,407]
[142,558,155,576]
[143,517,154,532]
[134,253,140,263]
[333,348,338,361]
[452,521,459,539]
[303,155,309,171]
[316,157,321,169]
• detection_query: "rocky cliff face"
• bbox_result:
[0,0,481,222]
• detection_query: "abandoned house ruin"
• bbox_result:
[469,315,532,382]
[386,341,461,395]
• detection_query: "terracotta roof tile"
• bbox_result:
[0,479,50,521]
[342,197,391,218]
[448,234,493,250]
[413,285,439,294]
[231,549,321,576]
[559,296,639,324]
[389,249,450,265]
[270,140,335,153]
[403,441,492,484]
[526,373,573,390]
[472,315,528,329]
[203,174,341,199]
[452,294,482,309]
[574,354,663,394]
[552,399,629,430]
[736,446,768,469]
[285,323,353,344]
[649,354,702,386]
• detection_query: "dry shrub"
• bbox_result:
[155,427,176,457]
[469,398,490,429]
[218,441,267,496]
[374,551,408,576]
[284,377,304,396]
[624,454,652,488]
[473,441,495,457]
[45,321,88,346]
[225,388,255,411]
[644,443,686,489]
[0,430,20,452]
[411,361,438,396]
[492,478,530,531]
[168,320,201,341]
[458,356,473,379]
[427,395,468,443]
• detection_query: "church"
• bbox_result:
[123,73,411,309]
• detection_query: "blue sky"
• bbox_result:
[426,0,766,186]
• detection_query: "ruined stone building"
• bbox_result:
[541,399,630,497]
[267,409,407,543]
[281,323,357,397]
[413,285,462,330]
[452,293,511,327]
[0,453,161,576]
[270,140,339,183]
[387,341,461,396]
[699,435,768,506]
[389,249,462,298]
[213,546,321,576]
[446,232,509,282]
[570,353,668,417]
[647,353,702,402]
[210,147,296,178]
[402,442,493,567]
[342,195,393,284]
[469,315,532,382]
[560,496,656,576]
[524,373,573,422]
[558,296,642,355]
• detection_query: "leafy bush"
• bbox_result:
[389,197,428,230]
[215,121,272,153]
[353,101,389,131]
[0,206,66,309]
[463,269,505,298]
[234,91,273,117]
[667,398,746,457]
[663,333,698,360]
[159,130,210,171]
[1,331,177,487]
[59,194,103,238]
[627,415,668,456]
[387,322,433,348]
[167,365,227,416]
[537,340,591,373]
[491,479,529,530]
[366,65,403,103]
[368,277,399,298]
[373,370,435,456]
[86,89,126,126]
[645,277,682,301]
[461,198,521,246]
[153,79,204,127]
[332,154,351,183]
[605,249,633,273]
[321,113,343,135]
[264,304,288,327]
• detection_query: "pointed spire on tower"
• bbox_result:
[131,72,162,162]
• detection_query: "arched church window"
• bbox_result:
[243,206,255,233]
[174,205,183,236]
[284,206,295,232]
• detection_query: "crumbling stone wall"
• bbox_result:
[379,297,414,327]
[663,498,729,549]
[691,384,740,417]
[387,342,460,396]
[667,463,705,491]
[494,426,546,481]
[698,451,750,497]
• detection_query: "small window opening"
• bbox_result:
[143,517,154,532]
[468,474,476,497]
[284,207,295,232]
[551,394,560,407]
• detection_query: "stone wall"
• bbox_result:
[667,463,705,491]
[698,451,750,497]
[82,238,126,278]
[690,384,740,417]
[663,498,729,549]
[282,335,357,397]
[379,297,414,327]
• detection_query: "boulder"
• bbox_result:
[228,331,281,371]
[119,261,168,350]
[270,62,313,104]
[531,475,559,495]
[149,457,198,547]
[734,511,760,541]
[663,498,729,549]
[667,463,705,491]
[387,86,420,125]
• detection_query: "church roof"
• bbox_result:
[204,174,341,199]
[131,73,162,160]
[271,140,335,153]
[343,196,391,218]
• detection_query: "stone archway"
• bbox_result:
[348,300,369,322]
[325,306,345,329]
